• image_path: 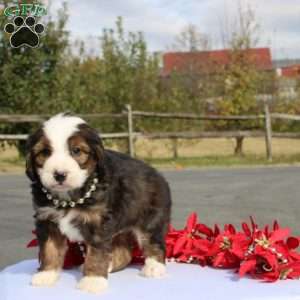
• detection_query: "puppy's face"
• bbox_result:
[26,114,103,192]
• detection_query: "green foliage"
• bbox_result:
[0,2,297,158]
[209,4,265,132]
[100,17,158,111]
[0,1,70,154]
[0,1,69,113]
[271,96,300,133]
[212,50,263,130]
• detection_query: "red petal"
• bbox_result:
[186,212,198,232]
[213,252,225,267]
[63,243,84,269]
[186,238,194,251]
[259,271,280,282]
[197,223,213,237]
[242,222,251,237]
[239,259,256,277]
[227,224,236,234]
[264,225,269,237]
[231,242,248,259]
[290,251,300,260]
[193,239,210,253]
[287,237,300,249]
[273,220,279,231]
[173,236,187,256]
[27,239,38,248]
[270,228,291,243]
[214,224,220,236]
[263,252,278,270]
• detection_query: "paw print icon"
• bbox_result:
[4,16,45,48]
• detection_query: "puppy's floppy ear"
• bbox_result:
[25,127,43,182]
[78,124,105,172]
[25,152,35,181]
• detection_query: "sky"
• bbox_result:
[47,0,300,60]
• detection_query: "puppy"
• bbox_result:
[26,113,171,293]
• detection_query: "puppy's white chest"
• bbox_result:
[58,211,84,242]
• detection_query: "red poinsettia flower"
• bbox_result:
[167,213,210,264]
[63,242,85,269]
[26,213,300,282]
[27,231,38,248]
[165,224,183,258]
[239,222,299,281]
[279,261,300,280]
[172,212,198,256]
[207,228,250,268]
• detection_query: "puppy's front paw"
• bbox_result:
[77,276,108,294]
[31,270,59,287]
[141,258,166,278]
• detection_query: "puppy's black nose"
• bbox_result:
[53,171,67,184]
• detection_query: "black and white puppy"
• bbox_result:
[26,113,171,294]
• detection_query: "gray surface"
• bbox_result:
[1,166,300,270]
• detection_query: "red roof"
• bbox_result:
[162,48,272,76]
[280,64,300,78]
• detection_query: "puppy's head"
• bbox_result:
[26,113,104,192]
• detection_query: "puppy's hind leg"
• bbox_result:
[137,229,167,278]
[109,233,133,273]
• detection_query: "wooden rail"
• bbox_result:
[1,103,300,161]
[141,131,265,139]
[132,111,264,120]
[0,132,137,141]
[271,113,300,121]
[0,113,126,123]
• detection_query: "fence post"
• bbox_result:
[234,136,244,156]
[172,138,178,159]
[264,101,272,162]
[125,104,135,157]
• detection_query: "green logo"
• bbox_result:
[4,4,47,18]
[3,4,47,48]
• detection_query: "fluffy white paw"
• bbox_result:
[141,258,166,278]
[77,276,108,294]
[31,270,59,287]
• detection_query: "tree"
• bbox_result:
[171,24,211,52]
[0,0,69,154]
[213,2,264,155]
[99,17,160,131]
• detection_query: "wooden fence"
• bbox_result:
[1,102,300,161]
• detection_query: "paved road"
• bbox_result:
[1,166,300,270]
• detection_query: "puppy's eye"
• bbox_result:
[40,148,51,157]
[71,147,81,156]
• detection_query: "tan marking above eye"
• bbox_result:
[33,137,52,166]
[35,148,51,166]
[68,135,91,166]
[33,139,49,154]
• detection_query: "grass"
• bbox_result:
[2,137,300,173]
[145,154,300,169]
[2,154,300,173]
[3,154,300,174]
[0,157,25,173]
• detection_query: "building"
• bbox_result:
[161,48,273,77]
